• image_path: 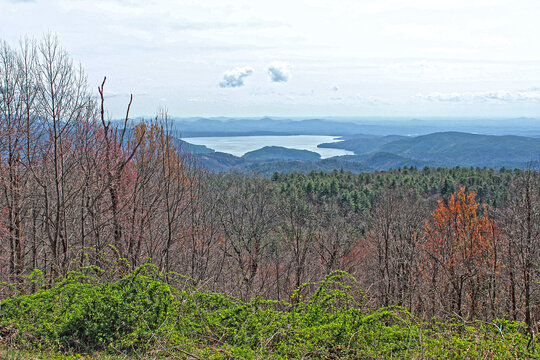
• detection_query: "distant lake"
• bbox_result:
[183,135,354,159]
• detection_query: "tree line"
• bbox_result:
[0,36,539,333]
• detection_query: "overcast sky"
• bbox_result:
[2,0,540,118]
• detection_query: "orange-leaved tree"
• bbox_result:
[423,186,497,319]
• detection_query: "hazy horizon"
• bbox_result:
[157,116,540,121]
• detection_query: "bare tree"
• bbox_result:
[500,168,540,330]
[364,187,427,311]
[278,184,317,298]
[217,174,276,299]
[0,40,24,283]
[33,34,95,278]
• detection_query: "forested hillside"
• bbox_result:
[1,36,539,359]
[242,146,321,161]
[318,132,540,168]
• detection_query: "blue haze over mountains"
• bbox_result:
[141,117,540,174]
[172,117,540,138]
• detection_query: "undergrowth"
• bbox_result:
[0,264,536,359]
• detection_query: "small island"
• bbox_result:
[242,146,321,161]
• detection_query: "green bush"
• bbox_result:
[0,265,175,351]
[0,265,536,359]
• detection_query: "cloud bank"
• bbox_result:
[419,90,540,103]
[219,66,254,88]
[268,62,291,82]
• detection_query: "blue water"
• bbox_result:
[183,135,353,159]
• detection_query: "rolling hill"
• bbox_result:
[320,132,540,168]
[242,146,321,161]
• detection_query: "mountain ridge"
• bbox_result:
[184,131,539,173]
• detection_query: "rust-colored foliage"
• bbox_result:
[423,186,497,317]
[131,121,190,185]
[424,186,495,272]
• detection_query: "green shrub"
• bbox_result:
[0,265,536,359]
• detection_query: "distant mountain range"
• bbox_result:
[183,131,539,174]
[167,117,540,138]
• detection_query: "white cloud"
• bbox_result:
[382,23,441,41]
[268,61,291,82]
[418,90,540,103]
[101,90,148,99]
[219,66,254,88]
[187,97,207,102]
[354,95,389,105]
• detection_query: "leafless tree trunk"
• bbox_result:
[501,168,539,330]
[217,175,276,300]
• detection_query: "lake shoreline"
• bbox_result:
[183,135,354,159]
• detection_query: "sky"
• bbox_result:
[2,0,540,118]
